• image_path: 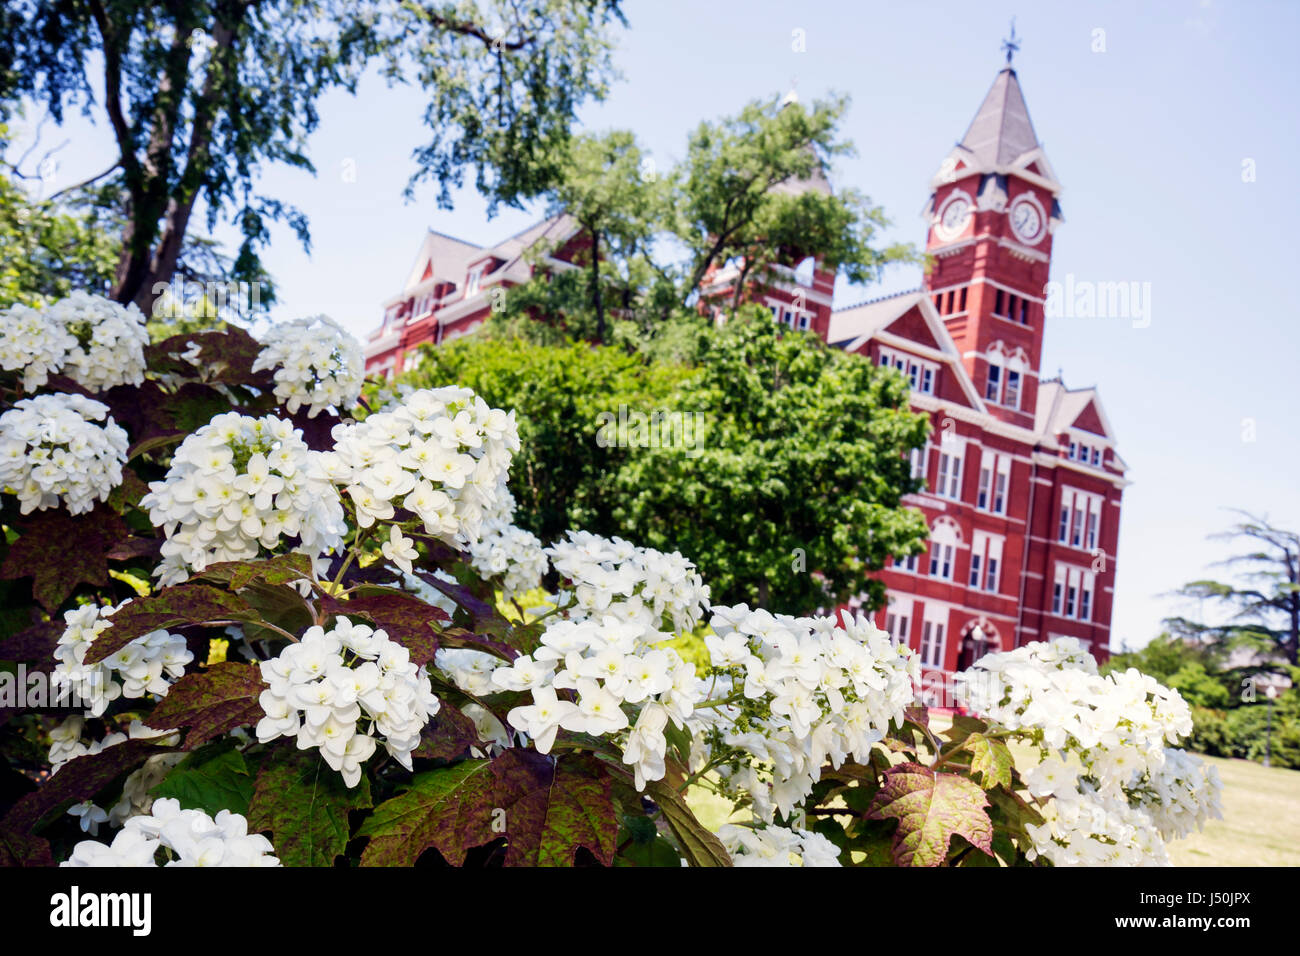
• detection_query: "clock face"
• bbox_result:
[1010,198,1044,244]
[936,195,971,240]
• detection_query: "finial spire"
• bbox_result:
[1002,17,1020,66]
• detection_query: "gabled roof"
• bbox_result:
[398,214,579,296]
[828,290,986,411]
[959,67,1039,168]
[1034,379,1118,442]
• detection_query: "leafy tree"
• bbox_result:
[1166,511,1300,666]
[671,93,914,306]
[0,0,626,314]
[0,164,118,306]
[613,309,929,614]
[539,131,667,342]
[406,334,688,541]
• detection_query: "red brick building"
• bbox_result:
[363,65,1126,682]
[832,65,1125,686]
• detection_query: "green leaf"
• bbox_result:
[645,778,732,867]
[151,747,254,817]
[83,584,257,665]
[246,747,372,867]
[965,734,1014,790]
[616,834,682,867]
[867,762,993,867]
[358,750,619,867]
[144,661,267,750]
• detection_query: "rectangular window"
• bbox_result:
[909,445,927,481]
[994,289,1006,316]
[977,464,991,510]
[1019,299,1030,324]
[969,552,982,588]
[937,450,963,499]
[993,460,1009,514]
[907,362,921,390]
[886,608,911,645]
[1066,582,1077,617]
[1005,370,1021,409]
[798,314,811,331]
[921,367,934,394]
[1052,565,1067,615]
[465,266,484,299]
[903,553,919,573]
[985,554,1000,592]
[920,614,947,669]
[986,364,1001,402]
[1058,503,1071,543]
[958,287,968,312]
[1071,504,1084,547]
[928,543,954,580]
[1080,579,1093,621]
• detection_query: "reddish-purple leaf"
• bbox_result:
[1,739,174,833]
[0,619,62,663]
[0,506,130,611]
[358,750,618,867]
[867,762,993,867]
[83,585,256,665]
[246,746,372,867]
[325,588,447,667]
[0,827,54,867]
[144,662,267,750]
[413,702,482,762]
[193,552,314,591]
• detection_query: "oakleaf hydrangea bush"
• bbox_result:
[0,298,1222,868]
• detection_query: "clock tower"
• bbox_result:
[922,59,1063,430]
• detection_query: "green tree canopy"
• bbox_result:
[0,0,625,314]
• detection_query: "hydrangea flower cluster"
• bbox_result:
[718,823,843,867]
[320,386,518,548]
[47,717,179,774]
[1023,784,1170,867]
[957,638,1193,773]
[546,530,711,633]
[494,616,704,790]
[140,412,346,584]
[51,602,194,718]
[960,638,1219,866]
[255,619,441,787]
[0,392,128,514]
[0,302,75,389]
[252,314,365,418]
[435,647,500,696]
[43,291,149,391]
[468,521,549,600]
[62,798,280,867]
[694,605,919,821]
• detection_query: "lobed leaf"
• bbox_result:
[144,661,267,750]
[246,746,372,867]
[83,585,257,665]
[867,762,993,867]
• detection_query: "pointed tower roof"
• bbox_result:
[959,67,1039,168]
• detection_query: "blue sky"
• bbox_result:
[8,0,1299,650]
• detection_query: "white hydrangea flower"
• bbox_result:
[957,637,1217,866]
[320,386,518,548]
[718,824,842,867]
[51,602,194,718]
[546,530,711,633]
[695,605,919,821]
[62,798,281,867]
[252,314,365,417]
[0,392,128,514]
[255,619,441,787]
[435,647,501,696]
[140,411,346,585]
[469,522,548,600]
[0,302,75,389]
[46,717,180,775]
[43,291,149,391]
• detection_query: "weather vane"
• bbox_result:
[1002,17,1020,65]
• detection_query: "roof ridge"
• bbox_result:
[832,287,924,313]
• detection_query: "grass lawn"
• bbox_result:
[686,724,1300,866]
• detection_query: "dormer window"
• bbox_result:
[465,265,484,299]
